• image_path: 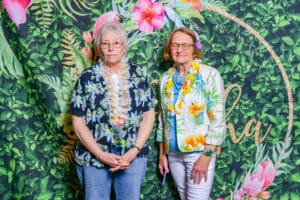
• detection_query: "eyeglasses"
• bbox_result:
[100,41,123,49]
[171,43,194,50]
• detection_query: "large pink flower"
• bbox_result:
[131,0,165,33]
[256,160,275,190]
[92,11,119,39]
[244,172,264,196]
[3,0,32,28]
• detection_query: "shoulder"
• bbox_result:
[79,63,97,77]
[199,62,222,78]
[160,68,173,81]
[129,63,147,77]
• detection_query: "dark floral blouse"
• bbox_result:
[69,61,153,168]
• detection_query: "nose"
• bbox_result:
[108,43,113,51]
[177,44,183,51]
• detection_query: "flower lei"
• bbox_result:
[102,63,130,127]
[164,60,201,116]
[101,61,131,149]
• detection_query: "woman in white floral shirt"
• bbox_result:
[70,22,155,200]
[157,27,226,200]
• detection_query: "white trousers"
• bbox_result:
[168,152,216,200]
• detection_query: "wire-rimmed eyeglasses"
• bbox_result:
[100,41,124,49]
[170,43,194,50]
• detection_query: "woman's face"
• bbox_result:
[170,31,194,66]
[100,29,125,67]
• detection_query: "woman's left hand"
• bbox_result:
[109,148,139,172]
[190,154,212,184]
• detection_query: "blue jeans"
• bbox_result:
[76,157,148,200]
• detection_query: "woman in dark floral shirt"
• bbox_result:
[69,22,155,200]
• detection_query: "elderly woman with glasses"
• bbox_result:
[157,27,226,200]
[69,22,155,200]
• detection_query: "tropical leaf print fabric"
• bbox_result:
[69,61,153,167]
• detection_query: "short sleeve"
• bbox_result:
[69,73,87,118]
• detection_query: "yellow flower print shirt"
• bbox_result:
[157,60,226,153]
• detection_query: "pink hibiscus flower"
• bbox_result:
[131,0,165,33]
[92,11,119,39]
[3,0,32,28]
[256,160,275,190]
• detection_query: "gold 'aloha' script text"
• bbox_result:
[225,84,272,144]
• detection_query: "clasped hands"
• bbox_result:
[99,148,139,172]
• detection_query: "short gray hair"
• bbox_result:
[94,22,128,62]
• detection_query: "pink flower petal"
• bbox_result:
[139,21,154,33]
[92,11,119,39]
[244,173,264,196]
[83,31,93,44]
[151,2,165,14]
[151,16,165,30]
[3,0,32,27]
[137,0,153,10]
[234,189,244,200]
[131,0,165,33]
[132,8,142,21]
[257,160,276,190]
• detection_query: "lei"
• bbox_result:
[164,60,201,116]
[101,61,131,149]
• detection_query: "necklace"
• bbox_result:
[101,62,131,127]
[164,60,201,116]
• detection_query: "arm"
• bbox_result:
[72,115,121,168]
[134,108,155,150]
[158,142,169,175]
[157,109,169,175]
[191,68,226,184]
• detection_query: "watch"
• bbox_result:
[203,149,213,157]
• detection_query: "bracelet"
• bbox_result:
[132,145,141,152]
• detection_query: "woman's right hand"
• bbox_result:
[97,151,122,169]
[158,154,169,175]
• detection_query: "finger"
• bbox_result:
[118,160,130,167]
[164,164,170,173]
[158,165,164,175]
[193,173,199,185]
[204,171,208,182]
[109,166,121,172]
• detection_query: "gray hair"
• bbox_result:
[94,22,128,62]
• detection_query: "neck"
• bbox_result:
[177,60,193,78]
[105,62,122,73]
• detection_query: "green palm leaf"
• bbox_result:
[0,25,24,78]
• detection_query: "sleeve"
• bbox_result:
[156,75,165,143]
[205,68,226,145]
[69,73,87,119]
[156,109,164,142]
[140,69,155,112]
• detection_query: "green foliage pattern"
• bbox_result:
[0,0,299,199]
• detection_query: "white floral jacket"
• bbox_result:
[157,60,226,153]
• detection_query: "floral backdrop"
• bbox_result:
[0,0,299,199]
